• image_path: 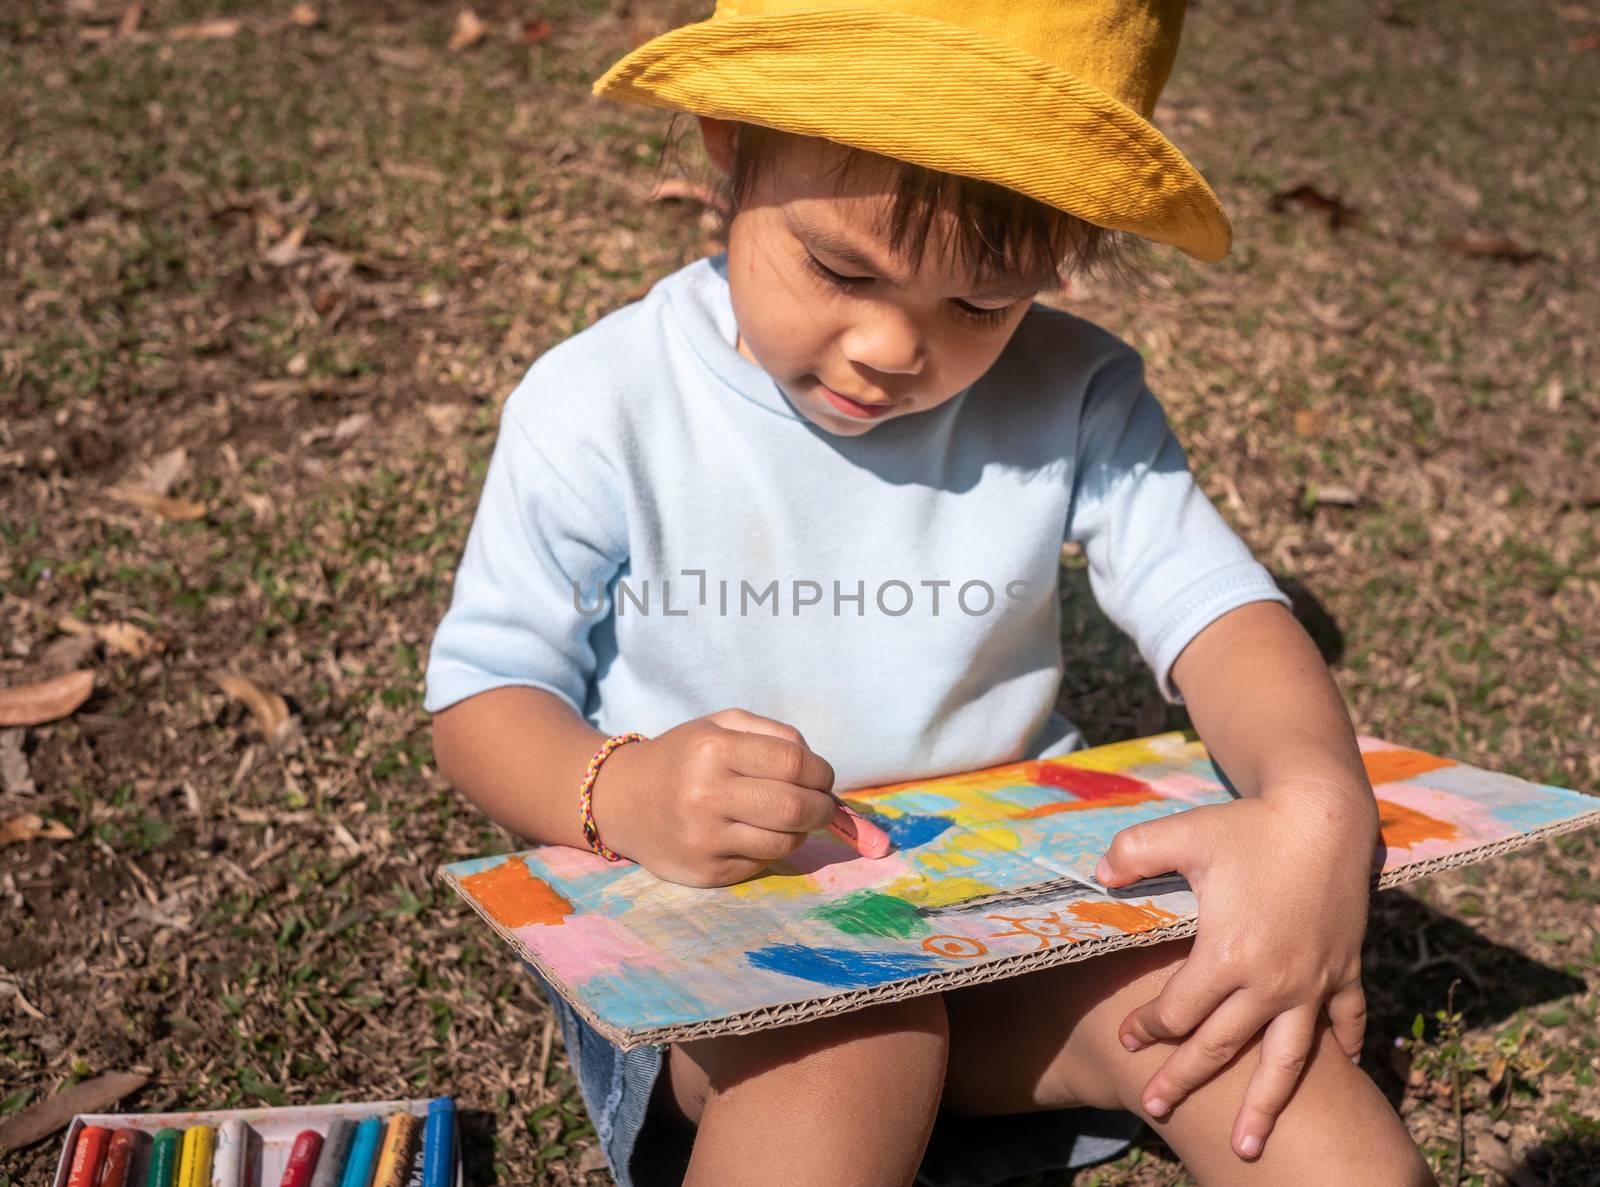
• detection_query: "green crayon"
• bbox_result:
[145,1128,182,1187]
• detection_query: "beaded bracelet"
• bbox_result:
[579,732,647,862]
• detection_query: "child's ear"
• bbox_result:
[697,116,737,177]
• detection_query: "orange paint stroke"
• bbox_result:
[1376,799,1459,849]
[1362,747,1455,786]
[460,856,573,928]
[922,934,989,959]
[1010,789,1159,819]
[1068,899,1182,934]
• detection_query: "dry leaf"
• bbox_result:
[0,813,74,847]
[168,18,241,40]
[520,16,552,44]
[1573,32,1600,50]
[289,3,319,27]
[0,671,95,727]
[1441,232,1543,263]
[423,403,468,434]
[1308,483,1362,508]
[448,7,487,50]
[372,45,427,69]
[137,445,189,495]
[0,1073,149,1153]
[332,412,372,442]
[210,671,300,749]
[0,730,34,796]
[107,485,208,521]
[116,0,143,36]
[39,633,99,673]
[1268,183,1361,231]
[263,223,309,267]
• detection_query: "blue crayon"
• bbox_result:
[337,1118,383,1187]
[420,1098,454,1187]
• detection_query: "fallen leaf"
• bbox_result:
[1572,32,1600,50]
[1307,483,1362,508]
[168,18,241,40]
[332,412,372,442]
[263,223,309,267]
[58,617,156,659]
[371,45,427,69]
[78,25,114,43]
[38,633,100,673]
[1268,183,1361,231]
[448,7,487,50]
[210,671,300,750]
[0,671,95,727]
[0,1072,149,1154]
[107,485,208,521]
[1293,409,1325,437]
[0,730,34,796]
[136,445,189,495]
[116,0,143,37]
[520,16,552,44]
[0,813,73,847]
[1440,232,1542,263]
[423,403,468,434]
[289,3,319,27]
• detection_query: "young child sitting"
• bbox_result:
[424,2,1439,1183]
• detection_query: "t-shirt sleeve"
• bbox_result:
[422,368,628,717]
[1066,341,1289,703]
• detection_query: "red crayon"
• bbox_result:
[97,1130,141,1187]
[827,799,893,859]
[278,1129,324,1187]
[64,1125,111,1187]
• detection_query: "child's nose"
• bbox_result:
[840,306,926,376]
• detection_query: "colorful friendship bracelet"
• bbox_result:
[580,731,647,862]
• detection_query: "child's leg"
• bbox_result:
[662,994,948,1187]
[942,940,1436,1187]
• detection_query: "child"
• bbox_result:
[425,2,1438,1184]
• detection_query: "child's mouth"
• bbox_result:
[815,379,897,420]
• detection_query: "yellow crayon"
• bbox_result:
[372,1113,421,1187]
[176,1125,214,1187]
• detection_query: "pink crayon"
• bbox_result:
[827,800,893,858]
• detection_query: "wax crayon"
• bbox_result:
[98,1129,142,1187]
[420,1099,454,1187]
[211,1118,247,1187]
[64,1125,110,1187]
[403,1136,425,1187]
[372,1113,420,1187]
[307,1119,355,1187]
[146,1128,182,1187]
[337,1117,383,1187]
[177,1125,215,1187]
[826,799,893,858]
[278,1129,324,1187]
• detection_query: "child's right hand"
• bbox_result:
[590,708,839,887]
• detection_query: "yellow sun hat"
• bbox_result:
[592,0,1232,262]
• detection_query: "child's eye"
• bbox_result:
[802,252,871,289]
[952,299,1016,327]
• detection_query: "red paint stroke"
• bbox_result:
[1362,747,1456,786]
[460,856,573,928]
[1009,764,1158,818]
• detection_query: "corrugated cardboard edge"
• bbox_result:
[441,807,1600,1051]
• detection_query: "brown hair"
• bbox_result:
[660,115,1147,294]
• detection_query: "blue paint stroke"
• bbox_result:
[746,944,941,988]
[860,809,952,850]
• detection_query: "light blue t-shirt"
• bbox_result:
[423,254,1287,791]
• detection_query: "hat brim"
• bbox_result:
[593,10,1231,262]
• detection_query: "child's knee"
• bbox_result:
[681,994,948,1113]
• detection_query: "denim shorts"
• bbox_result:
[525,962,1142,1187]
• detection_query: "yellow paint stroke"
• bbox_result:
[1363,747,1456,786]
[885,873,998,909]
[729,869,819,900]
[1377,799,1459,849]
[1068,899,1182,934]
[460,856,573,928]
[916,824,1021,873]
[1051,733,1194,774]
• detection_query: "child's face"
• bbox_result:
[701,119,1043,437]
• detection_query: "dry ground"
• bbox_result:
[2,1,1597,1184]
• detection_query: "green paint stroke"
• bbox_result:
[816,891,929,940]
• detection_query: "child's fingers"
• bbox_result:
[1118,949,1232,1050]
[1135,988,1262,1119]
[1325,979,1367,1060]
[723,779,840,834]
[724,729,837,792]
[1229,1004,1318,1159]
[718,822,809,864]
[1095,806,1212,886]
[705,708,810,749]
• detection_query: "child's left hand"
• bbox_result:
[1094,781,1376,1159]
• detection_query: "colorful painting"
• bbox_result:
[440,733,1600,1048]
